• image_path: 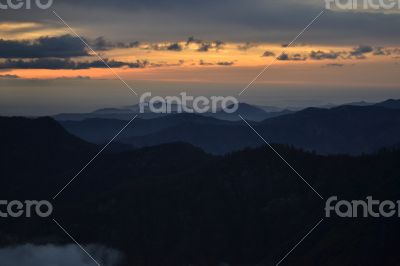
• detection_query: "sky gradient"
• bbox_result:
[1,0,400,115]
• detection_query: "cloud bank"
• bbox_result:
[0,244,123,266]
[0,35,88,59]
[0,58,149,69]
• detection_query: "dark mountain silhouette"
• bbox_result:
[1,116,400,266]
[256,105,400,154]
[60,113,237,144]
[0,116,95,198]
[205,103,293,121]
[343,99,400,109]
[53,109,165,121]
[123,105,400,154]
[92,107,133,114]
[128,121,255,154]
[344,100,374,107]
[53,102,291,122]
[374,99,400,109]
[59,101,400,155]
[255,104,286,112]
[0,116,94,155]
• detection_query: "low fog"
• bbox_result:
[0,244,123,266]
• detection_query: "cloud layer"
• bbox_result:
[0,244,123,266]
[0,58,149,69]
[2,0,399,44]
[0,35,88,58]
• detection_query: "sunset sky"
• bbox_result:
[1,0,400,115]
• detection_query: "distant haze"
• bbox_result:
[1,78,400,116]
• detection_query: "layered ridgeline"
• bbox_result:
[54,103,292,122]
[1,116,400,265]
[60,99,400,155]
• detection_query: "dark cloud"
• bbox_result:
[197,40,224,52]
[199,60,234,66]
[146,44,161,50]
[55,76,92,80]
[275,46,395,62]
[217,61,234,66]
[0,58,149,69]
[89,36,114,51]
[262,51,275,57]
[373,47,387,56]
[198,43,213,52]
[281,43,307,48]
[3,0,400,45]
[167,43,183,51]
[81,59,149,68]
[277,53,289,60]
[0,35,141,60]
[147,43,183,51]
[351,45,373,55]
[149,60,185,67]
[0,74,20,79]
[0,35,88,59]
[238,42,258,51]
[89,37,140,50]
[214,40,225,50]
[326,63,344,67]
[199,59,213,66]
[310,50,343,60]
[0,58,76,69]
[126,41,141,48]
[374,47,400,56]
[348,45,373,59]
[311,46,397,60]
[186,36,203,46]
[311,45,397,60]
[277,53,306,61]
[0,57,191,70]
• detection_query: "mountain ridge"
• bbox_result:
[1,116,400,265]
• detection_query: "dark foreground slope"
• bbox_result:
[0,116,96,198]
[1,116,400,265]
